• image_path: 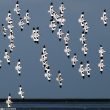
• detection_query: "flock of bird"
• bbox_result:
[1,1,30,107]
[0,0,108,108]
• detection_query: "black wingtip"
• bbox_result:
[59,85,62,88]
[57,21,59,24]
[36,41,39,44]
[105,23,107,26]
[5,49,7,52]
[48,79,51,82]
[88,75,90,77]
[8,10,11,13]
[65,43,68,46]
[87,61,89,63]
[67,30,69,33]
[27,23,30,25]
[18,73,21,76]
[9,93,11,96]
[100,44,102,47]
[21,28,23,31]
[10,50,12,53]
[100,57,103,60]
[33,27,35,30]
[43,45,46,48]
[59,39,61,41]
[104,9,106,12]
[84,54,87,57]
[36,27,39,30]
[4,35,6,37]
[52,30,54,33]
[16,1,19,4]
[8,62,10,65]
[80,61,83,64]
[72,65,74,68]
[26,10,29,13]
[58,70,61,73]
[74,53,76,55]
[82,76,85,79]
[50,2,53,6]
[82,12,84,14]
[18,59,20,62]
[67,55,70,58]
[18,13,20,16]
[100,71,103,74]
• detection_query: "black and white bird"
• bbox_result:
[6,11,14,32]
[56,71,63,88]
[101,9,108,26]
[31,27,40,44]
[41,45,48,60]
[7,22,14,32]
[85,61,91,77]
[53,12,60,23]
[8,32,15,43]
[79,31,86,45]
[15,59,22,76]
[1,24,7,37]
[6,93,12,108]
[48,2,55,17]
[42,45,47,54]
[98,58,105,74]
[59,2,66,14]
[4,49,10,65]
[78,12,85,27]
[57,26,64,41]
[18,85,24,99]
[71,53,78,68]
[44,66,51,82]
[83,20,89,34]
[59,13,66,27]
[18,17,25,31]
[14,1,21,16]
[49,18,57,33]
[64,44,71,58]
[6,10,13,24]
[63,31,70,45]
[99,45,106,59]
[79,62,85,79]
[8,42,15,53]
[81,43,88,56]
[24,10,31,25]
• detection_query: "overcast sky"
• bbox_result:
[0,0,110,99]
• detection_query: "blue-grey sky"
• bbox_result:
[0,0,110,99]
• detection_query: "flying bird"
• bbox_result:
[79,62,85,79]
[4,49,10,65]
[85,61,91,77]
[71,53,78,67]
[15,59,22,76]
[24,10,31,25]
[18,85,24,99]
[1,24,7,37]
[18,17,25,31]
[101,9,108,26]
[6,93,12,108]
[14,1,21,16]
[56,70,63,88]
